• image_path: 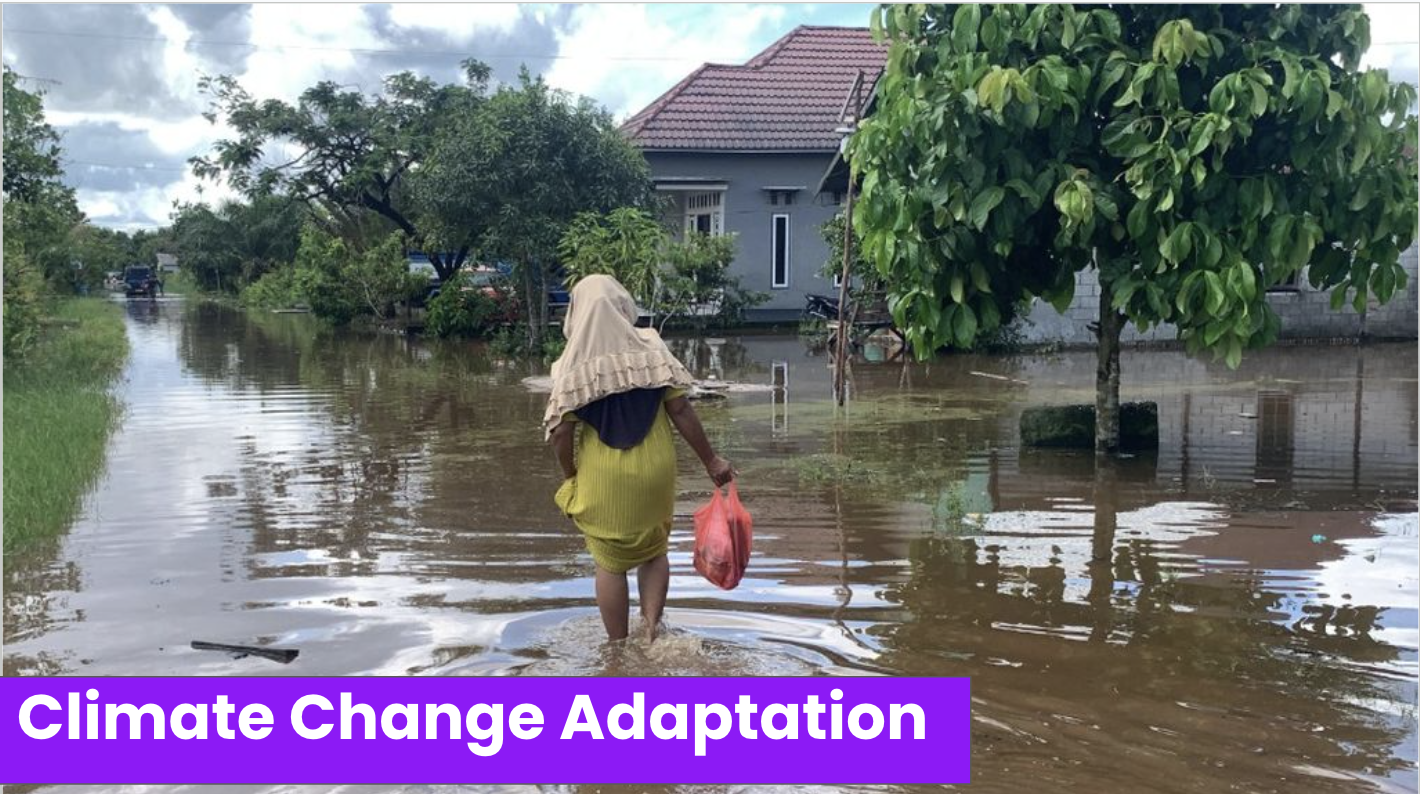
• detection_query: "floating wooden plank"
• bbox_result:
[191,641,299,664]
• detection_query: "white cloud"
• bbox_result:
[78,173,238,230]
[145,5,207,109]
[241,4,385,102]
[387,3,522,34]
[48,111,225,158]
[546,3,788,119]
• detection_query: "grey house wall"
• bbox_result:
[643,151,1416,340]
[645,151,842,321]
[1015,243,1419,346]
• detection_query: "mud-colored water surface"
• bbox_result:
[5,299,1417,793]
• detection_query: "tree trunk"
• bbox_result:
[1095,283,1124,454]
[521,261,538,348]
[531,259,548,343]
[428,252,455,283]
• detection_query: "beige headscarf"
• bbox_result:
[542,274,694,439]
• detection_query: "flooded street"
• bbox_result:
[5,298,1418,793]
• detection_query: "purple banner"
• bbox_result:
[2,677,970,784]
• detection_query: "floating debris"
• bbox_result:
[969,370,1030,386]
[191,640,299,664]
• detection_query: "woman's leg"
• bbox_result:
[594,565,630,640]
[637,553,670,640]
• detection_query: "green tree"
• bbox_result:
[169,197,302,292]
[3,66,85,288]
[70,226,137,279]
[2,210,46,359]
[850,4,1418,451]
[559,208,763,331]
[819,212,881,291]
[412,71,652,345]
[3,66,65,203]
[191,62,492,280]
[424,272,498,338]
[130,228,176,267]
[289,228,426,325]
[659,231,764,331]
[559,207,666,304]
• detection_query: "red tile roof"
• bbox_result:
[623,26,887,153]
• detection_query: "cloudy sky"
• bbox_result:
[2,3,1416,231]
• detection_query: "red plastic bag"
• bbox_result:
[693,481,753,590]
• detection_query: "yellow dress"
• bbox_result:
[553,388,686,573]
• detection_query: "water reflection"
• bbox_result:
[3,300,1416,792]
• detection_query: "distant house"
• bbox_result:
[623,26,887,322]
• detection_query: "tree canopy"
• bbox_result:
[4,66,83,304]
[169,197,303,293]
[191,61,492,280]
[411,70,652,338]
[852,4,1416,361]
[3,66,67,204]
[849,3,1418,450]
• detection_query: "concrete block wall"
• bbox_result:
[1365,243,1420,338]
[1014,244,1418,347]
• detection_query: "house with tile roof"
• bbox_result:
[623,25,887,321]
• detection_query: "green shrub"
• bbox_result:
[559,207,663,304]
[241,266,304,310]
[490,325,565,363]
[3,250,45,361]
[660,231,765,330]
[559,207,765,332]
[425,273,497,337]
[289,228,426,325]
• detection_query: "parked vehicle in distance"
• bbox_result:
[417,257,573,325]
[488,262,571,312]
[123,266,162,297]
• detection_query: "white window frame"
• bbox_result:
[684,191,725,238]
[771,213,790,289]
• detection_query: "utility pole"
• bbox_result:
[833,71,865,407]
[833,179,855,406]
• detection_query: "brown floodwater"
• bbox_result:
[4,298,1417,793]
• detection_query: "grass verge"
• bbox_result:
[3,298,129,554]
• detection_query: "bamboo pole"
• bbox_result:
[834,179,855,406]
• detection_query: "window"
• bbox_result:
[684,191,724,237]
[771,214,790,289]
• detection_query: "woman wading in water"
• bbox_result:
[545,275,734,641]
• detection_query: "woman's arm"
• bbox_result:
[550,420,577,479]
[666,396,734,486]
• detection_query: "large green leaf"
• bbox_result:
[969,186,1006,230]
[952,4,982,53]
